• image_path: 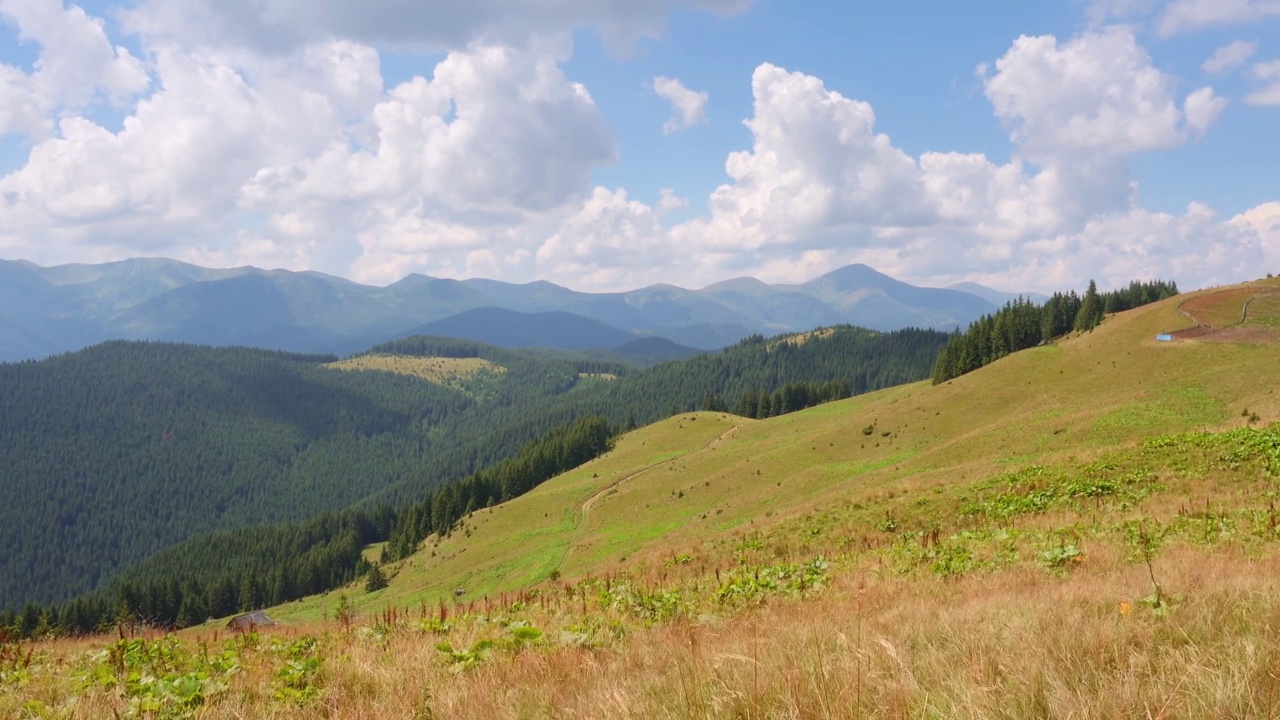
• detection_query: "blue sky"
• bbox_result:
[0,0,1277,293]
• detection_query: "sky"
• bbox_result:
[0,0,1277,293]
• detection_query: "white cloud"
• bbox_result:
[1231,201,1280,270]
[254,41,616,283]
[973,27,1226,234]
[0,35,614,280]
[0,5,1271,298]
[1158,0,1280,36]
[535,187,674,289]
[981,28,1205,158]
[0,0,149,136]
[651,76,708,134]
[658,188,688,212]
[1247,60,1280,105]
[674,62,927,254]
[537,31,1252,292]
[1037,204,1263,290]
[121,0,753,54]
[248,41,612,216]
[1202,40,1259,73]
[1183,86,1229,135]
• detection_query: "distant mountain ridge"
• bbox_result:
[946,281,1050,307]
[408,308,640,350]
[0,258,1008,361]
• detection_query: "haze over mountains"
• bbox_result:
[0,257,1016,362]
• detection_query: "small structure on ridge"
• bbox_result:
[226,610,275,631]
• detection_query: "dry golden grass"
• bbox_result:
[12,543,1280,719]
[772,328,839,348]
[578,372,619,381]
[323,354,504,393]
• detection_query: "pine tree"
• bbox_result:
[365,563,388,593]
[1075,280,1104,332]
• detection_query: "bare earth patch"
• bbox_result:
[1169,286,1280,345]
[1178,287,1261,328]
[1195,325,1280,344]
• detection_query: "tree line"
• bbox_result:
[931,279,1178,384]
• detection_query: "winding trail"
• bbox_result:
[557,423,743,571]
[1172,286,1280,341]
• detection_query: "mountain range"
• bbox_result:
[0,257,1027,362]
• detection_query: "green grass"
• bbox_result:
[1093,386,1229,432]
[16,279,1280,719]
[1245,293,1280,328]
[267,281,1280,623]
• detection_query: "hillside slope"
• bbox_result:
[282,279,1280,617]
[0,343,476,606]
[0,325,945,609]
[10,281,1280,719]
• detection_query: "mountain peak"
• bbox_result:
[701,276,776,295]
[809,263,895,289]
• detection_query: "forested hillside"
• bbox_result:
[0,326,947,611]
[0,343,473,607]
[0,416,615,636]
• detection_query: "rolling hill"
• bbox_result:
[6,280,1280,718]
[0,325,946,609]
[272,279,1280,613]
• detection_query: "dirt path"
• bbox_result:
[1173,286,1280,343]
[558,423,742,570]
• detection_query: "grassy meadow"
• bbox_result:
[6,282,1280,718]
[324,354,506,395]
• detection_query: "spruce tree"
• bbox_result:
[1075,280,1104,332]
[365,563,388,593]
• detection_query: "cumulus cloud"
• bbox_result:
[981,28,1211,158]
[1231,202,1280,270]
[972,27,1227,234]
[0,0,149,136]
[121,0,753,53]
[584,29,1251,290]
[1202,40,1259,73]
[0,40,383,260]
[0,34,614,280]
[1183,87,1229,135]
[678,63,927,251]
[651,76,708,134]
[1247,60,1280,105]
[1158,0,1280,36]
[535,187,673,289]
[0,3,1270,297]
[658,188,688,212]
